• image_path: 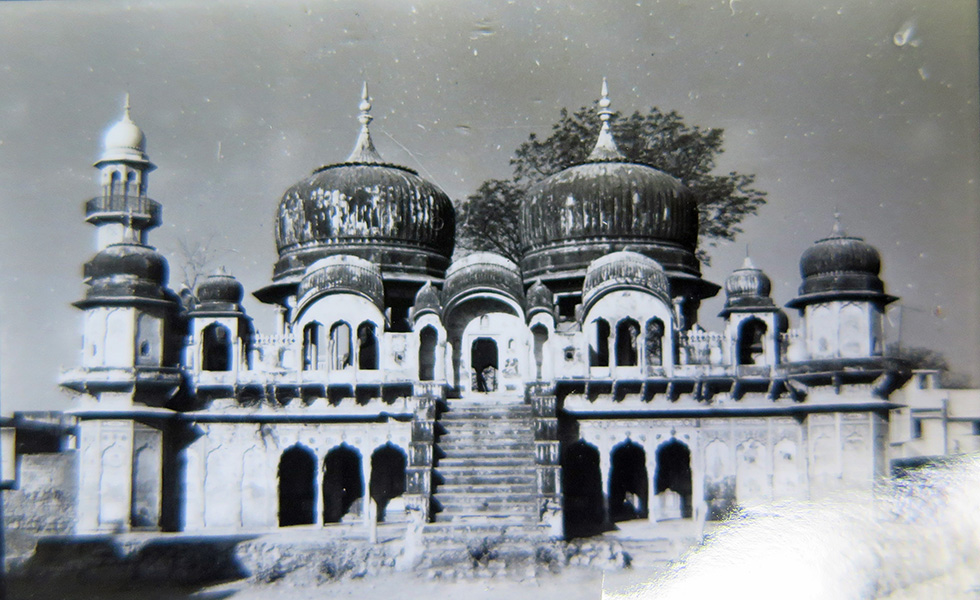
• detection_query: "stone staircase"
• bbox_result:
[421,392,553,576]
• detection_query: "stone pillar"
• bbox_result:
[76,418,135,533]
[361,451,372,533]
[646,451,659,522]
[314,448,324,526]
[598,441,612,525]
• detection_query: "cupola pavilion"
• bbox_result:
[45,80,911,549]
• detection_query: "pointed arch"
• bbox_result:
[357,321,379,370]
[329,322,352,369]
[737,318,767,365]
[418,326,437,381]
[202,323,233,372]
[471,337,498,392]
[645,318,665,369]
[369,444,407,522]
[278,444,316,527]
[322,444,363,523]
[592,318,610,367]
[302,321,323,371]
[609,440,648,521]
[615,318,640,366]
[562,440,605,537]
[655,439,692,519]
[531,324,549,380]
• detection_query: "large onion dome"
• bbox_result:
[94,94,153,169]
[787,216,897,309]
[190,269,245,315]
[520,80,716,302]
[443,252,525,316]
[720,256,777,316]
[581,251,670,316]
[296,255,385,316]
[77,243,172,307]
[268,84,455,297]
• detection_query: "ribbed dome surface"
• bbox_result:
[81,243,169,303]
[196,272,244,305]
[526,279,554,316]
[411,281,442,321]
[443,252,524,312]
[721,257,776,315]
[788,220,895,308]
[273,162,455,282]
[582,251,669,315]
[296,255,385,313]
[522,161,698,251]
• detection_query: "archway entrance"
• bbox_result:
[562,440,605,537]
[202,323,232,371]
[471,337,498,392]
[322,445,363,523]
[609,440,648,521]
[654,439,692,519]
[369,444,407,522]
[737,318,767,365]
[278,445,316,527]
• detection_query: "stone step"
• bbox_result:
[436,448,536,460]
[437,457,537,468]
[437,472,536,486]
[442,405,532,414]
[433,491,537,505]
[437,427,533,439]
[435,483,536,494]
[437,437,534,448]
[437,502,537,516]
[423,520,549,537]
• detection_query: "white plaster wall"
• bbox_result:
[459,312,527,393]
[294,293,384,377]
[724,312,779,366]
[804,301,878,360]
[584,290,674,376]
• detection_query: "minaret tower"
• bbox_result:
[60,97,181,534]
[88,94,160,250]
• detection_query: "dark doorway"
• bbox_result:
[418,326,437,381]
[593,319,610,367]
[202,323,232,371]
[562,440,606,537]
[278,444,316,527]
[330,322,352,369]
[532,324,549,380]
[302,322,322,371]
[357,322,379,370]
[369,444,407,522]
[609,440,648,521]
[322,444,363,523]
[471,337,498,392]
[615,318,640,366]
[737,318,767,365]
[655,439,693,519]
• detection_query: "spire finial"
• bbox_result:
[587,77,625,162]
[831,209,845,237]
[346,81,383,164]
[124,93,132,119]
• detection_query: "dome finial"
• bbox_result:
[831,209,846,237]
[587,77,625,162]
[124,93,132,120]
[346,81,383,164]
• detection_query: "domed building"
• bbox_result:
[8,82,923,568]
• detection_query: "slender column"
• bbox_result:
[314,449,324,526]
[361,452,374,537]
[598,440,612,525]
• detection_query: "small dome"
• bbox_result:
[81,243,170,304]
[411,281,442,321]
[582,251,669,316]
[296,255,385,314]
[443,252,525,314]
[526,279,554,317]
[788,217,896,308]
[721,257,776,316]
[85,243,166,284]
[195,270,244,305]
[96,95,152,166]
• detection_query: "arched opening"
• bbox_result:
[418,326,437,381]
[330,322,352,370]
[609,440,648,521]
[737,318,767,365]
[302,321,323,371]
[278,445,316,527]
[645,318,665,369]
[615,318,640,366]
[471,337,498,392]
[322,444,363,523]
[369,444,407,522]
[532,324,549,380]
[592,319,610,367]
[202,323,232,372]
[109,169,121,195]
[357,322,379,370]
[562,440,605,537]
[655,439,692,519]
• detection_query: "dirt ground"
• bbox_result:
[8,567,663,600]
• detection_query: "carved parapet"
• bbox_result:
[535,418,558,441]
[532,394,557,418]
[535,441,560,466]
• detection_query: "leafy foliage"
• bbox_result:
[457,105,767,265]
[886,344,974,389]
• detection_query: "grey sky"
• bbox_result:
[1,0,977,412]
